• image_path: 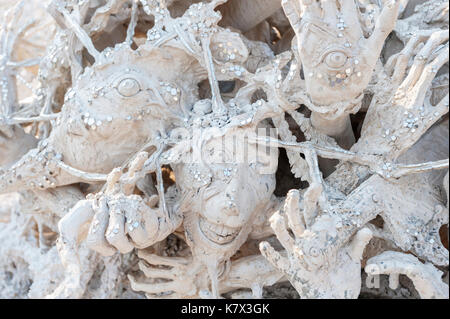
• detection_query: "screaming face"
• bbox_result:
[174,128,278,265]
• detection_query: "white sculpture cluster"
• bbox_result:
[0,0,448,299]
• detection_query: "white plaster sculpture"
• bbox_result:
[0,0,448,299]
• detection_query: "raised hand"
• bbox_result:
[355,30,449,158]
[282,0,400,108]
[259,187,373,298]
[129,250,287,299]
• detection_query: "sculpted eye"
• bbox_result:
[116,78,141,97]
[309,247,320,258]
[324,51,348,69]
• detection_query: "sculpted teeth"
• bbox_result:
[199,217,240,245]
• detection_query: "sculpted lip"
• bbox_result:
[199,217,241,245]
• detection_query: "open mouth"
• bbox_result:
[199,217,241,245]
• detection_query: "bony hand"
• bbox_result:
[355,30,449,158]
[260,187,373,298]
[128,250,203,299]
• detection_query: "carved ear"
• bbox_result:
[210,31,249,64]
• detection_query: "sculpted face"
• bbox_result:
[176,130,277,264]
[48,45,203,173]
[182,164,276,264]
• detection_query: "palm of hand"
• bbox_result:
[260,187,372,298]
[282,0,400,107]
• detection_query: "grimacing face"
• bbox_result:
[176,134,278,264]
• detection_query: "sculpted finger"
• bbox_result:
[128,151,148,176]
[106,205,134,254]
[398,31,448,94]
[123,200,151,247]
[304,0,322,17]
[282,0,303,32]
[128,274,178,294]
[364,0,400,65]
[58,199,95,245]
[388,34,428,87]
[366,251,448,298]
[137,250,189,267]
[86,198,116,256]
[321,0,338,25]
[282,0,321,32]
[302,182,322,227]
[426,1,449,23]
[339,0,362,33]
[412,45,449,107]
[127,221,150,248]
[105,168,122,193]
[365,251,417,277]
[141,209,159,240]
[348,227,372,261]
[259,241,290,273]
[284,189,306,237]
[122,152,150,194]
[138,261,177,280]
[145,194,159,208]
[269,211,295,251]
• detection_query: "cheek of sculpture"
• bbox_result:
[197,167,276,248]
[49,80,158,173]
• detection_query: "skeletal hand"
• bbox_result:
[128,250,202,299]
[282,0,400,107]
[355,30,449,158]
[259,187,373,298]
[129,250,286,299]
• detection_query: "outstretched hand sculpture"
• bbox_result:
[282,0,401,147]
[260,188,373,298]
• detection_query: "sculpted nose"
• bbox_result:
[224,192,240,216]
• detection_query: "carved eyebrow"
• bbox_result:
[314,47,352,68]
